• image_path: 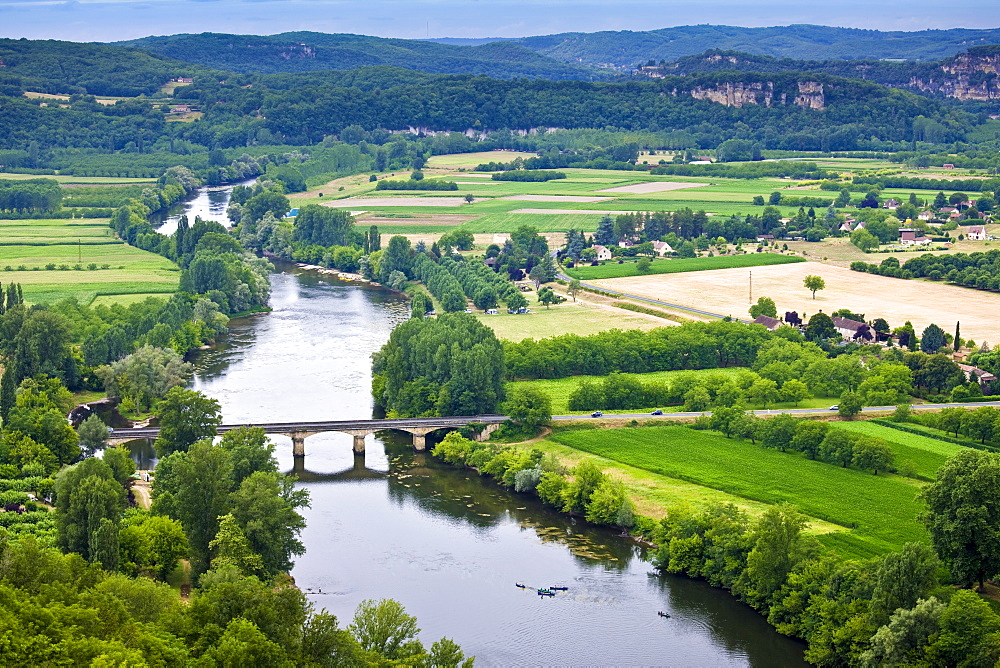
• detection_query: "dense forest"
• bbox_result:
[511,25,1000,67]
[117,32,608,80]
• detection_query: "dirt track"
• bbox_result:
[591,261,1000,344]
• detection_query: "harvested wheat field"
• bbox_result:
[597,181,710,194]
[590,261,1000,344]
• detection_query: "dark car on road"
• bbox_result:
[651,409,663,415]
[591,411,603,417]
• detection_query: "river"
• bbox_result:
[155,184,807,665]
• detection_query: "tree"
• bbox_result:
[756,414,798,451]
[562,460,605,515]
[594,215,615,246]
[54,457,125,562]
[377,235,412,284]
[748,296,777,319]
[850,228,880,252]
[154,441,234,577]
[349,599,423,661]
[585,478,635,529]
[781,379,810,406]
[920,323,946,353]
[791,420,828,459]
[218,426,277,487]
[803,275,825,299]
[926,590,1000,666]
[921,450,1000,590]
[636,257,651,273]
[209,513,266,578]
[837,391,863,419]
[739,504,807,607]
[567,278,581,302]
[501,386,551,427]
[862,597,945,667]
[229,471,309,578]
[463,193,474,204]
[97,345,192,412]
[76,413,109,457]
[153,387,222,458]
[537,286,565,309]
[870,542,940,627]
[805,312,836,341]
[820,429,854,467]
[851,437,894,474]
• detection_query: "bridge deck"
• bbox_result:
[109,414,508,439]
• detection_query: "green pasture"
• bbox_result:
[475,300,665,342]
[0,217,180,305]
[546,425,929,559]
[830,421,964,481]
[566,252,804,280]
[0,219,117,245]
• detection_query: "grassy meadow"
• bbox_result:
[0,218,180,305]
[565,252,805,280]
[545,424,930,559]
[474,301,666,342]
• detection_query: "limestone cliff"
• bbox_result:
[689,80,824,109]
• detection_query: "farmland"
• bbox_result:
[0,218,180,305]
[565,252,804,280]
[545,425,930,559]
[588,260,1000,344]
[829,420,964,480]
[474,300,667,342]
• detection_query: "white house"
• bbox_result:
[899,228,931,246]
[651,241,673,256]
[593,245,613,261]
[967,225,988,241]
[832,317,871,341]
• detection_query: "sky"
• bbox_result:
[1,0,999,43]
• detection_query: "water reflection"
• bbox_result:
[150,178,256,236]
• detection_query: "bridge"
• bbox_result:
[108,415,507,458]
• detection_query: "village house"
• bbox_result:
[918,210,934,221]
[853,220,867,231]
[651,240,673,256]
[884,198,900,210]
[899,228,931,246]
[938,206,957,215]
[967,225,988,241]
[832,316,870,341]
[957,363,997,392]
[751,315,782,331]
[756,234,775,242]
[593,245,613,261]
[617,238,634,248]
[839,221,853,232]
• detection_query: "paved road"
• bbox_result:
[110,402,1000,439]
[552,400,1000,421]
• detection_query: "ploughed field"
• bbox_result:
[545,425,931,560]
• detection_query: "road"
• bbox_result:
[109,402,1000,439]
[552,400,1000,421]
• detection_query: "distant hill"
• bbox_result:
[641,46,1000,102]
[0,38,197,97]
[513,25,1000,68]
[116,32,609,80]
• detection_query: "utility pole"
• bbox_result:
[78,238,81,263]
[749,270,752,303]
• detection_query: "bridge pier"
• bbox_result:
[406,427,437,451]
[344,429,373,454]
[290,431,318,458]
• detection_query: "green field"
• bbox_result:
[509,368,833,414]
[565,253,805,280]
[0,218,180,305]
[831,421,965,480]
[475,301,664,342]
[546,425,929,559]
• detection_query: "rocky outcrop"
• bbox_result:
[910,50,1000,100]
[689,81,824,109]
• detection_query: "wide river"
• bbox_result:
[159,186,807,665]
